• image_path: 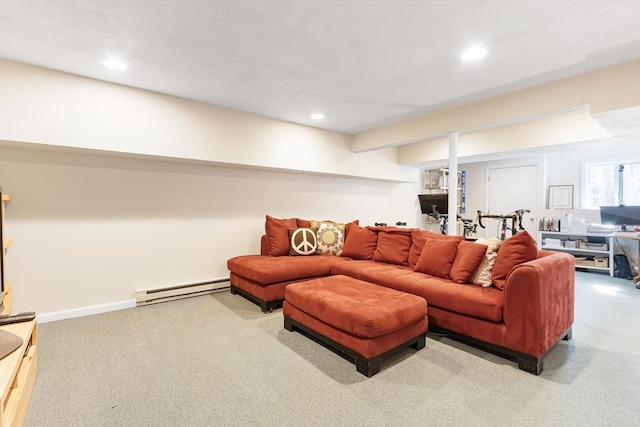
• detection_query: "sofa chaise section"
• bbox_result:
[227,253,350,312]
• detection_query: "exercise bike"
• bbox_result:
[428,205,478,237]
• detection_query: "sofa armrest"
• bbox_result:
[502,250,575,357]
[260,235,268,256]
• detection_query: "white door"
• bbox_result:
[484,165,539,239]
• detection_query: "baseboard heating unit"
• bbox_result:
[135,278,230,306]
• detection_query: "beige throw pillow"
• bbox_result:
[469,237,503,287]
[311,220,345,255]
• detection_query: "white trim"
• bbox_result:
[37,299,136,324]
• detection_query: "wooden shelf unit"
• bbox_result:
[0,189,37,427]
[423,168,462,194]
[422,169,463,228]
[538,231,614,276]
[1,190,8,315]
[0,321,37,427]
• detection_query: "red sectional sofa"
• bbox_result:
[227,216,575,374]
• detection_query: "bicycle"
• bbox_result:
[427,203,479,237]
[476,209,530,240]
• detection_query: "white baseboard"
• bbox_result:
[37,299,136,324]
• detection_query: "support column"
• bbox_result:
[448,132,458,235]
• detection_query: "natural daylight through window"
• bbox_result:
[583,161,640,209]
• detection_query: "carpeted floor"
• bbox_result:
[24,272,640,427]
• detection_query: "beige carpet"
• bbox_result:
[24,272,640,426]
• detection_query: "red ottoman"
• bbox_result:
[283,275,428,377]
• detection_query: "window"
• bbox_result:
[583,161,640,209]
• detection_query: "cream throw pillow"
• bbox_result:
[310,220,345,255]
[469,237,503,287]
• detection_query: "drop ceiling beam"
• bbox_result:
[351,60,640,153]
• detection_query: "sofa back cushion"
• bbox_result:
[372,230,413,266]
[414,238,459,278]
[492,230,539,289]
[296,218,312,228]
[450,240,488,283]
[408,230,464,269]
[265,215,298,256]
[341,225,378,260]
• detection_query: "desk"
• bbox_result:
[613,232,640,288]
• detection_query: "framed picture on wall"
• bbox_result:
[548,185,574,209]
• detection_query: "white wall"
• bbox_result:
[0,146,420,317]
[0,59,418,183]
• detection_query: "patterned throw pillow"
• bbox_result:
[312,221,345,255]
[288,228,318,256]
[469,237,503,287]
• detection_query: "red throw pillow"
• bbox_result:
[372,231,412,266]
[450,240,489,283]
[491,230,539,289]
[296,218,311,228]
[344,220,359,239]
[408,230,464,269]
[414,238,459,279]
[341,225,378,260]
[265,215,297,256]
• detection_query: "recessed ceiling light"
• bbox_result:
[461,47,488,62]
[103,58,128,71]
[310,113,325,120]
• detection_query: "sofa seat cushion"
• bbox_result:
[332,260,504,323]
[285,275,427,339]
[227,255,351,286]
[394,273,504,323]
[331,259,414,282]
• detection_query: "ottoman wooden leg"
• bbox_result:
[356,356,381,377]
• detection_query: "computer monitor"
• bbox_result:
[599,205,640,230]
[418,194,449,217]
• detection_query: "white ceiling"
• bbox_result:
[1,1,639,134]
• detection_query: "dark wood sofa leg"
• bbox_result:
[518,357,543,375]
[563,327,572,341]
[230,285,238,295]
[284,316,294,331]
[356,356,381,377]
[412,334,426,350]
